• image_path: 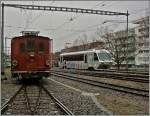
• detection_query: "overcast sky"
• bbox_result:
[1,1,149,53]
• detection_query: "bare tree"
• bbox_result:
[96,26,127,70]
[96,17,149,71]
[79,34,89,50]
[89,34,97,49]
[73,38,80,46]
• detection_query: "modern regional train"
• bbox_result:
[59,49,113,70]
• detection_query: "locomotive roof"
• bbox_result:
[12,35,51,40]
[21,31,40,36]
[60,49,110,56]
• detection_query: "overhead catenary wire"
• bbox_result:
[22,1,55,29]
[54,1,125,40]
[3,2,128,36]
[51,1,107,32]
[57,22,120,40]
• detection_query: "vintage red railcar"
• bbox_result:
[11,31,52,80]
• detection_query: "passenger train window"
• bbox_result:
[27,40,35,52]
[39,42,44,53]
[94,53,98,61]
[20,43,25,53]
[63,54,84,61]
[85,55,87,63]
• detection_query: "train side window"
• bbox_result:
[39,42,44,53]
[20,43,25,53]
[94,53,98,61]
[85,54,87,63]
[80,54,84,61]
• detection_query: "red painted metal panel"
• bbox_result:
[11,35,52,73]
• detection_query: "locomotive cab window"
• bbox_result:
[27,40,35,52]
[39,42,45,53]
[20,43,25,53]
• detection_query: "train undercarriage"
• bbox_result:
[12,71,50,80]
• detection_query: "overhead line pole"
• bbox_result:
[1,3,4,75]
[126,10,129,72]
[3,4,127,16]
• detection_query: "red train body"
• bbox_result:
[11,31,52,79]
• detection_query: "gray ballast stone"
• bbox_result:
[44,78,111,115]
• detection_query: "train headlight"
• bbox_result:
[46,60,51,66]
[29,52,35,57]
[12,60,18,67]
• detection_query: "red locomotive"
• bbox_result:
[11,31,52,80]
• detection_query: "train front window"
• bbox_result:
[27,40,35,52]
[20,43,25,53]
[39,42,44,53]
[98,52,111,61]
[94,53,98,61]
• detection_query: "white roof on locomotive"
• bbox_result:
[60,49,110,56]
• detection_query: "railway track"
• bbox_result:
[52,69,149,83]
[1,83,73,115]
[95,69,149,75]
[51,71,149,97]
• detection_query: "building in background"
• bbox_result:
[104,28,136,68]
[133,16,149,69]
[104,16,149,69]
[61,40,105,53]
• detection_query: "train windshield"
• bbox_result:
[98,51,112,61]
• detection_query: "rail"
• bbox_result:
[51,71,149,97]
[1,83,73,115]
[52,69,149,83]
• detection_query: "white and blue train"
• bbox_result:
[59,49,113,70]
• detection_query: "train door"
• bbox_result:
[87,53,94,69]
[26,38,37,70]
[38,40,45,69]
[59,56,63,68]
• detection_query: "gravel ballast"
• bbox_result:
[1,76,148,115]
[49,75,149,115]
[43,77,111,115]
[53,71,148,90]
[1,80,21,106]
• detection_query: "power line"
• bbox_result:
[130,8,149,15]
[56,18,126,40]
[98,1,118,8]
[54,1,114,39]
[3,2,126,35]
[56,22,106,39]
[28,1,56,27]
[3,3,128,43]
[49,1,112,32]
[94,1,106,7]
[5,25,96,33]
